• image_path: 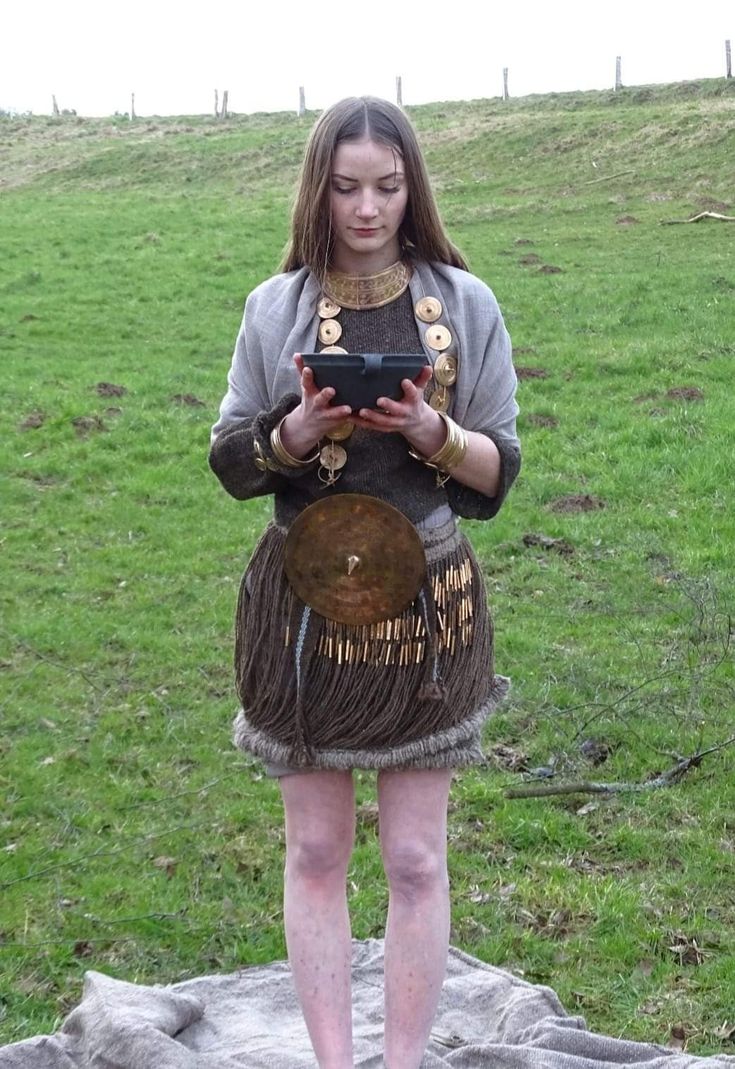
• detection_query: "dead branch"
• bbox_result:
[581,169,634,186]
[4,633,106,693]
[505,733,735,799]
[118,771,242,810]
[660,211,735,225]
[0,820,212,890]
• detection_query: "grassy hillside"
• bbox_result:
[1,79,734,1053]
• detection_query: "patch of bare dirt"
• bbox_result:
[666,386,704,401]
[172,393,206,407]
[523,532,575,556]
[20,313,40,322]
[512,905,582,939]
[516,367,549,380]
[696,197,731,213]
[549,494,606,513]
[96,381,127,397]
[488,744,529,772]
[538,264,563,274]
[356,802,380,827]
[514,238,534,246]
[527,413,558,428]
[72,415,106,437]
[19,411,45,430]
[616,215,640,225]
[579,738,614,765]
[518,253,542,266]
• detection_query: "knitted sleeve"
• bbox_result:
[208,287,318,502]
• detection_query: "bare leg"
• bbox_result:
[280,769,356,1069]
[378,767,453,1069]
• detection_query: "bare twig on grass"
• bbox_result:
[0,821,212,890]
[505,734,735,799]
[117,771,243,810]
[581,169,634,186]
[660,211,735,225]
[1,633,106,694]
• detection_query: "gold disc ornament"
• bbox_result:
[319,319,343,345]
[425,324,452,351]
[319,345,348,355]
[415,297,443,323]
[319,442,348,471]
[433,353,458,387]
[326,421,354,442]
[429,387,450,412]
[284,494,427,625]
[317,297,341,319]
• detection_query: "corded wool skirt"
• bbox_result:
[231,511,509,772]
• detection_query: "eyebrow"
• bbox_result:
[331,171,405,181]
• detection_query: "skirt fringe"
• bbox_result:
[232,521,506,769]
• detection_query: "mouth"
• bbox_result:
[351,228,380,237]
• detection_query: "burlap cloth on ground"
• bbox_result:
[1,939,732,1068]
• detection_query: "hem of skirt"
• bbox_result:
[231,675,510,771]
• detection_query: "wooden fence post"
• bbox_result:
[615,56,622,90]
[298,86,306,117]
[396,76,402,106]
[503,68,509,100]
[131,92,136,119]
[214,89,219,117]
[726,40,732,79]
[221,90,229,119]
[52,95,60,116]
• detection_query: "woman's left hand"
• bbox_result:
[351,365,447,457]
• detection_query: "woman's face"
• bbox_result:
[329,138,409,274]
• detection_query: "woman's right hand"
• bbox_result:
[278,354,353,459]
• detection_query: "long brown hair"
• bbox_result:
[280,97,468,280]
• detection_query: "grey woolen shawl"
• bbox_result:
[211,260,520,456]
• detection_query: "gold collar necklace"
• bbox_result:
[323,260,411,310]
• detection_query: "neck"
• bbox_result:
[330,242,403,276]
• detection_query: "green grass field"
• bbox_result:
[1,79,734,1054]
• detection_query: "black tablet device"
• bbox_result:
[301,353,428,412]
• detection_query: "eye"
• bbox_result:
[379,186,400,194]
[332,185,354,195]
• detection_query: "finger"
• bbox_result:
[300,365,320,395]
[352,414,396,432]
[313,385,336,406]
[414,365,433,388]
[293,353,304,373]
[322,404,354,421]
[398,378,420,402]
[358,407,395,424]
[374,396,402,416]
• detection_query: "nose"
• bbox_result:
[356,191,379,220]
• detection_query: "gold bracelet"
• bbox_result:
[270,416,320,468]
[409,412,468,473]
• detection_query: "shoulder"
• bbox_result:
[414,262,505,344]
[245,267,314,317]
[417,261,502,317]
[431,262,499,306]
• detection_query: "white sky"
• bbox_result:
[1,0,733,117]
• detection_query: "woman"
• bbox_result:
[209,96,520,1069]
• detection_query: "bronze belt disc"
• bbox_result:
[284,494,427,626]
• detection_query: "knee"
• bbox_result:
[382,841,448,902]
[286,830,353,883]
